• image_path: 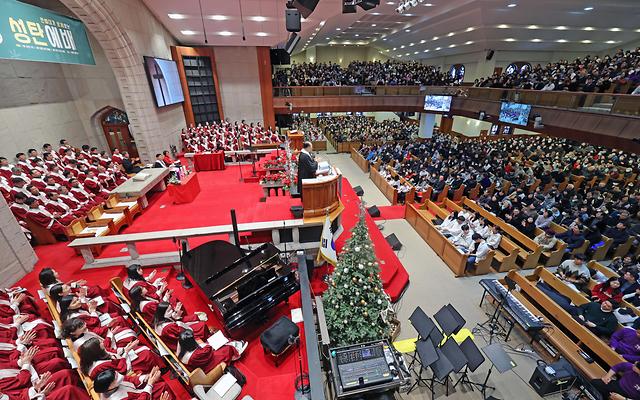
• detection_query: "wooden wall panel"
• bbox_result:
[256,47,276,130]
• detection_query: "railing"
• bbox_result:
[273,85,640,117]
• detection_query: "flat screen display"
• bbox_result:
[499,102,531,126]
[143,56,184,107]
[424,95,452,112]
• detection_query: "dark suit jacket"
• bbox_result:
[122,158,142,174]
[153,161,167,168]
[297,151,318,195]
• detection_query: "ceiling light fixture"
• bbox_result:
[435,47,441,50]
[209,15,228,20]
[372,24,377,27]
[497,24,510,29]
[605,40,616,44]
[336,28,341,30]
[465,40,474,45]
[466,27,475,32]
[181,30,196,35]
[609,27,621,32]
[168,13,186,19]
[414,51,418,54]
[250,16,267,22]
[219,31,233,36]
[581,40,592,43]
[405,29,411,32]
[320,20,326,26]
[432,36,439,40]
[556,39,567,43]
[420,39,426,43]
[583,6,594,11]
[504,38,516,42]
[583,27,594,31]
[527,25,539,29]
[423,3,433,6]
[400,45,405,48]
[555,26,567,30]
[447,32,454,36]
[531,38,541,42]
[507,3,517,7]
[448,44,456,47]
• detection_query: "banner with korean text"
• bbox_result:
[0,0,95,65]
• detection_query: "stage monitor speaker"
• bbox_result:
[367,205,380,218]
[353,186,364,196]
[270,48,290,65]
[359,0,380,10]
[285,32,301,54]
[342,3,357,13]
[529,359,576,397]
[385,233,402,251]
[486,49,495,60]
[290,0,319,18]
[291,205,304,218]
[285,9,301,32]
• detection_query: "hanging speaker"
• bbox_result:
[290,0,320,18]
[486,49,495,60]
[385,233,402,251]
[367,205,380,218]
[285,33,301,54]
[285,9,301,32]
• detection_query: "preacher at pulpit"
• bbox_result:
[297,141,318,197]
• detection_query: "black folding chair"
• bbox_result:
[454,337,486,391]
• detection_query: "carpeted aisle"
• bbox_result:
[370,205,407,221]
[12,164,409,399]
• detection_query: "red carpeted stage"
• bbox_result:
[14,160,409,399]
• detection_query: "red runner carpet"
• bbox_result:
[370,205,407,221]
[13,164,409,399]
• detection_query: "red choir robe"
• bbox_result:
[70,186,103,205]
[25,207,67,236]
[16,161,31,175]
[29,178,46,191]
[0,166,12,180]
[112,154,124,164]
[0,290,39,316]
[96,373,175,400]
[0,343,69,374]
[65,310,128,335]
[155,318,209,352]
[9,203,28,221]
[0,367,80,397]
[2,384,90,400]
[83,178,109,199]
[58,193,92,214]
[43,203,76,225]
[179,343,238,373]
[86,347,164,378]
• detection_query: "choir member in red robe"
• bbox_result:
[79,337,164,378]
[93,367,174,400]
[49,282,121,316]
[9,193,29,221]
[123,265,174,305]
[0,347,88,400]
[40,267,110,301]
[62,318,137,352]
[58,295,128,333]
[0,287,39,316]
[24,198,68,237]
[176,329,245,373]
[153,302,210,352]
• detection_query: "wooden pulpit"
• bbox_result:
[288,130,304,151]
[301,167,342,218]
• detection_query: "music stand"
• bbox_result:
[408,307,437,368]
[439,338,468,396]
[428,325,445,349]
[429,347,455,399]
[434,304,465,336]
[480,343,516,399]
[454,337,486,391]
[407,339,438,394]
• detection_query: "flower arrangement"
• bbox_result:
[260,171,297,191]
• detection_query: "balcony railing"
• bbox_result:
[273,85,639,117]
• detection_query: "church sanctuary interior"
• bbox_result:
[3,0,640,399]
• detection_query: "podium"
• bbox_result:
[301,167,342,218]
[288,130,304,151]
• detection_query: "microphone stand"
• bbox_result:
[291,334,309,399]
[175,238,193,289]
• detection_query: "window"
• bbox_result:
[449,64,465,81]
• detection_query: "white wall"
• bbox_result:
[0,31,123,159]
[213,47,264,125]
[292,46,389,66]
[0,197,37,286]
[451,116,492,136]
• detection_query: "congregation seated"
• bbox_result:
[181,120,280,153]
[274,60,458,86]
[291,115,325,142]
[474,47,640,94]
[322,115,417,142]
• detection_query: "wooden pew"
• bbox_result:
[405,202,468,277]
[528,178,541,194]
[41,291,102,400]
[612,236,635,259]
[451,185,466,202]
[533,227,568,267]
[369,166,398,205]
[592,235,614,261]
[588,261,640,318]
[350,147,370,173]
[435,185,449,203]
[468,184,480,200]
[506,271,609,379]
[110,277,223,387]
[24,216,59,244]
[462,197,542,269]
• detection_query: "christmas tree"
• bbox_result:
[322,207,392,346]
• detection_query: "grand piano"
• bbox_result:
[182,240,299,336]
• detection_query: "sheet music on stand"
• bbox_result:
[317,161,331,175]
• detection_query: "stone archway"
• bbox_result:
[58,0,171,163]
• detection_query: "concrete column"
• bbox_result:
[418,113,436,138]
[0,197,37,287]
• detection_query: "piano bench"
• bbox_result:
[260,316,299,367]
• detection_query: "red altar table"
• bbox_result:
[193,151,225,171]
[167,173,201,204]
